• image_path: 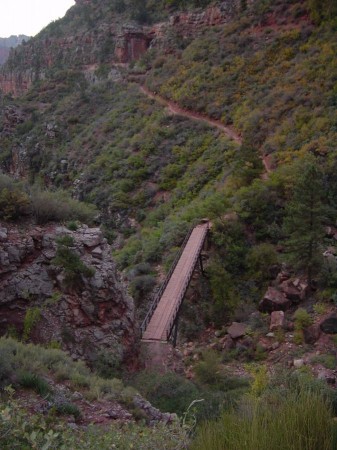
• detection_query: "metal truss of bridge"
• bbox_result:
[141,221,209,346]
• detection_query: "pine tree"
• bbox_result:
[283,156,326,288]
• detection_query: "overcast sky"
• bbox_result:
[1,0,75,38]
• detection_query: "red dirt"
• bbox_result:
[139,85,274,177]
[140,85,242,144]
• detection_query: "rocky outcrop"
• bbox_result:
[1,105,25,135]
[259,287,292,313]
[0,1,255,95]
[115,25,153,63]
[0,71,33,96]
[260,270,309,314]
[0,223,135,363]
[132,394,177,425]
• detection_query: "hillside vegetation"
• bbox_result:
[1,0,337,324]
[2,0,337,447]
[1,0,337,317]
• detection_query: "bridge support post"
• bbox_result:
[199,254,205,276]
[172,315,179,348]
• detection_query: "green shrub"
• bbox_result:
[18,372,52,397]
[293,329,304,345]
[22,307,41,342]
[293,308,313,330]
[56,235,75,246]
[313,302,329,315]
[54,401,81,419]
[52,238,95,287]
[130,371,200,416]
[194,350,219,386]
[249,365,269,397]
[129,274,156,304]
[0,188,30,220]
[92,349,123,379]
[70,372,91,389]
[67,220,79,231]
[311,354,337,370]
[30,189,97,225]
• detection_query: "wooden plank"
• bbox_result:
[142,223,208,342]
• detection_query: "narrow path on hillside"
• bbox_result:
[139,84,272,175]
[139,85,242,144]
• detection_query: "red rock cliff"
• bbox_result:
[0,223,136,363]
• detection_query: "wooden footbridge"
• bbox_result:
[140,221,209,346]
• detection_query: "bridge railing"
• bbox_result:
[166,224,209,341]
[140,225,194,337]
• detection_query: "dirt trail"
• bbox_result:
[140,85,242,144]
[139,85,272,176]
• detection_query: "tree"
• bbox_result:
[232,141,264,187]
[283,156,326,288]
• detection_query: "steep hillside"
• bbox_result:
[2,0,337,293]
[2,0,337,448]
[0,35,30,65]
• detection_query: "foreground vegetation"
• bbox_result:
[192,387,337,450]
[1,337,337,449]
[0,397,187,450]
[0,337,188,449]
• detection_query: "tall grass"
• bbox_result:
[191,389,335,450]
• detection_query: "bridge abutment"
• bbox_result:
[141,340,173,373]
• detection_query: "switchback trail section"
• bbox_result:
[138,84,273,175]
[139,85,242,144]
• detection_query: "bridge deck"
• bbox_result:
[142,223,208,342]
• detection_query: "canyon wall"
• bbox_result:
[0,223,135,363]
[0,0,252,96]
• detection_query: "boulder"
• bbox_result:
[227,322,247,339]
[222,335,235,351]
[82,233,102,248]
[293,359,304,369]
[92,246,103,259]
[269,311,285,331]
[259,287,292,313]
[280,280,302,303]
[320,314,337,334]
[303,324,321,345]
